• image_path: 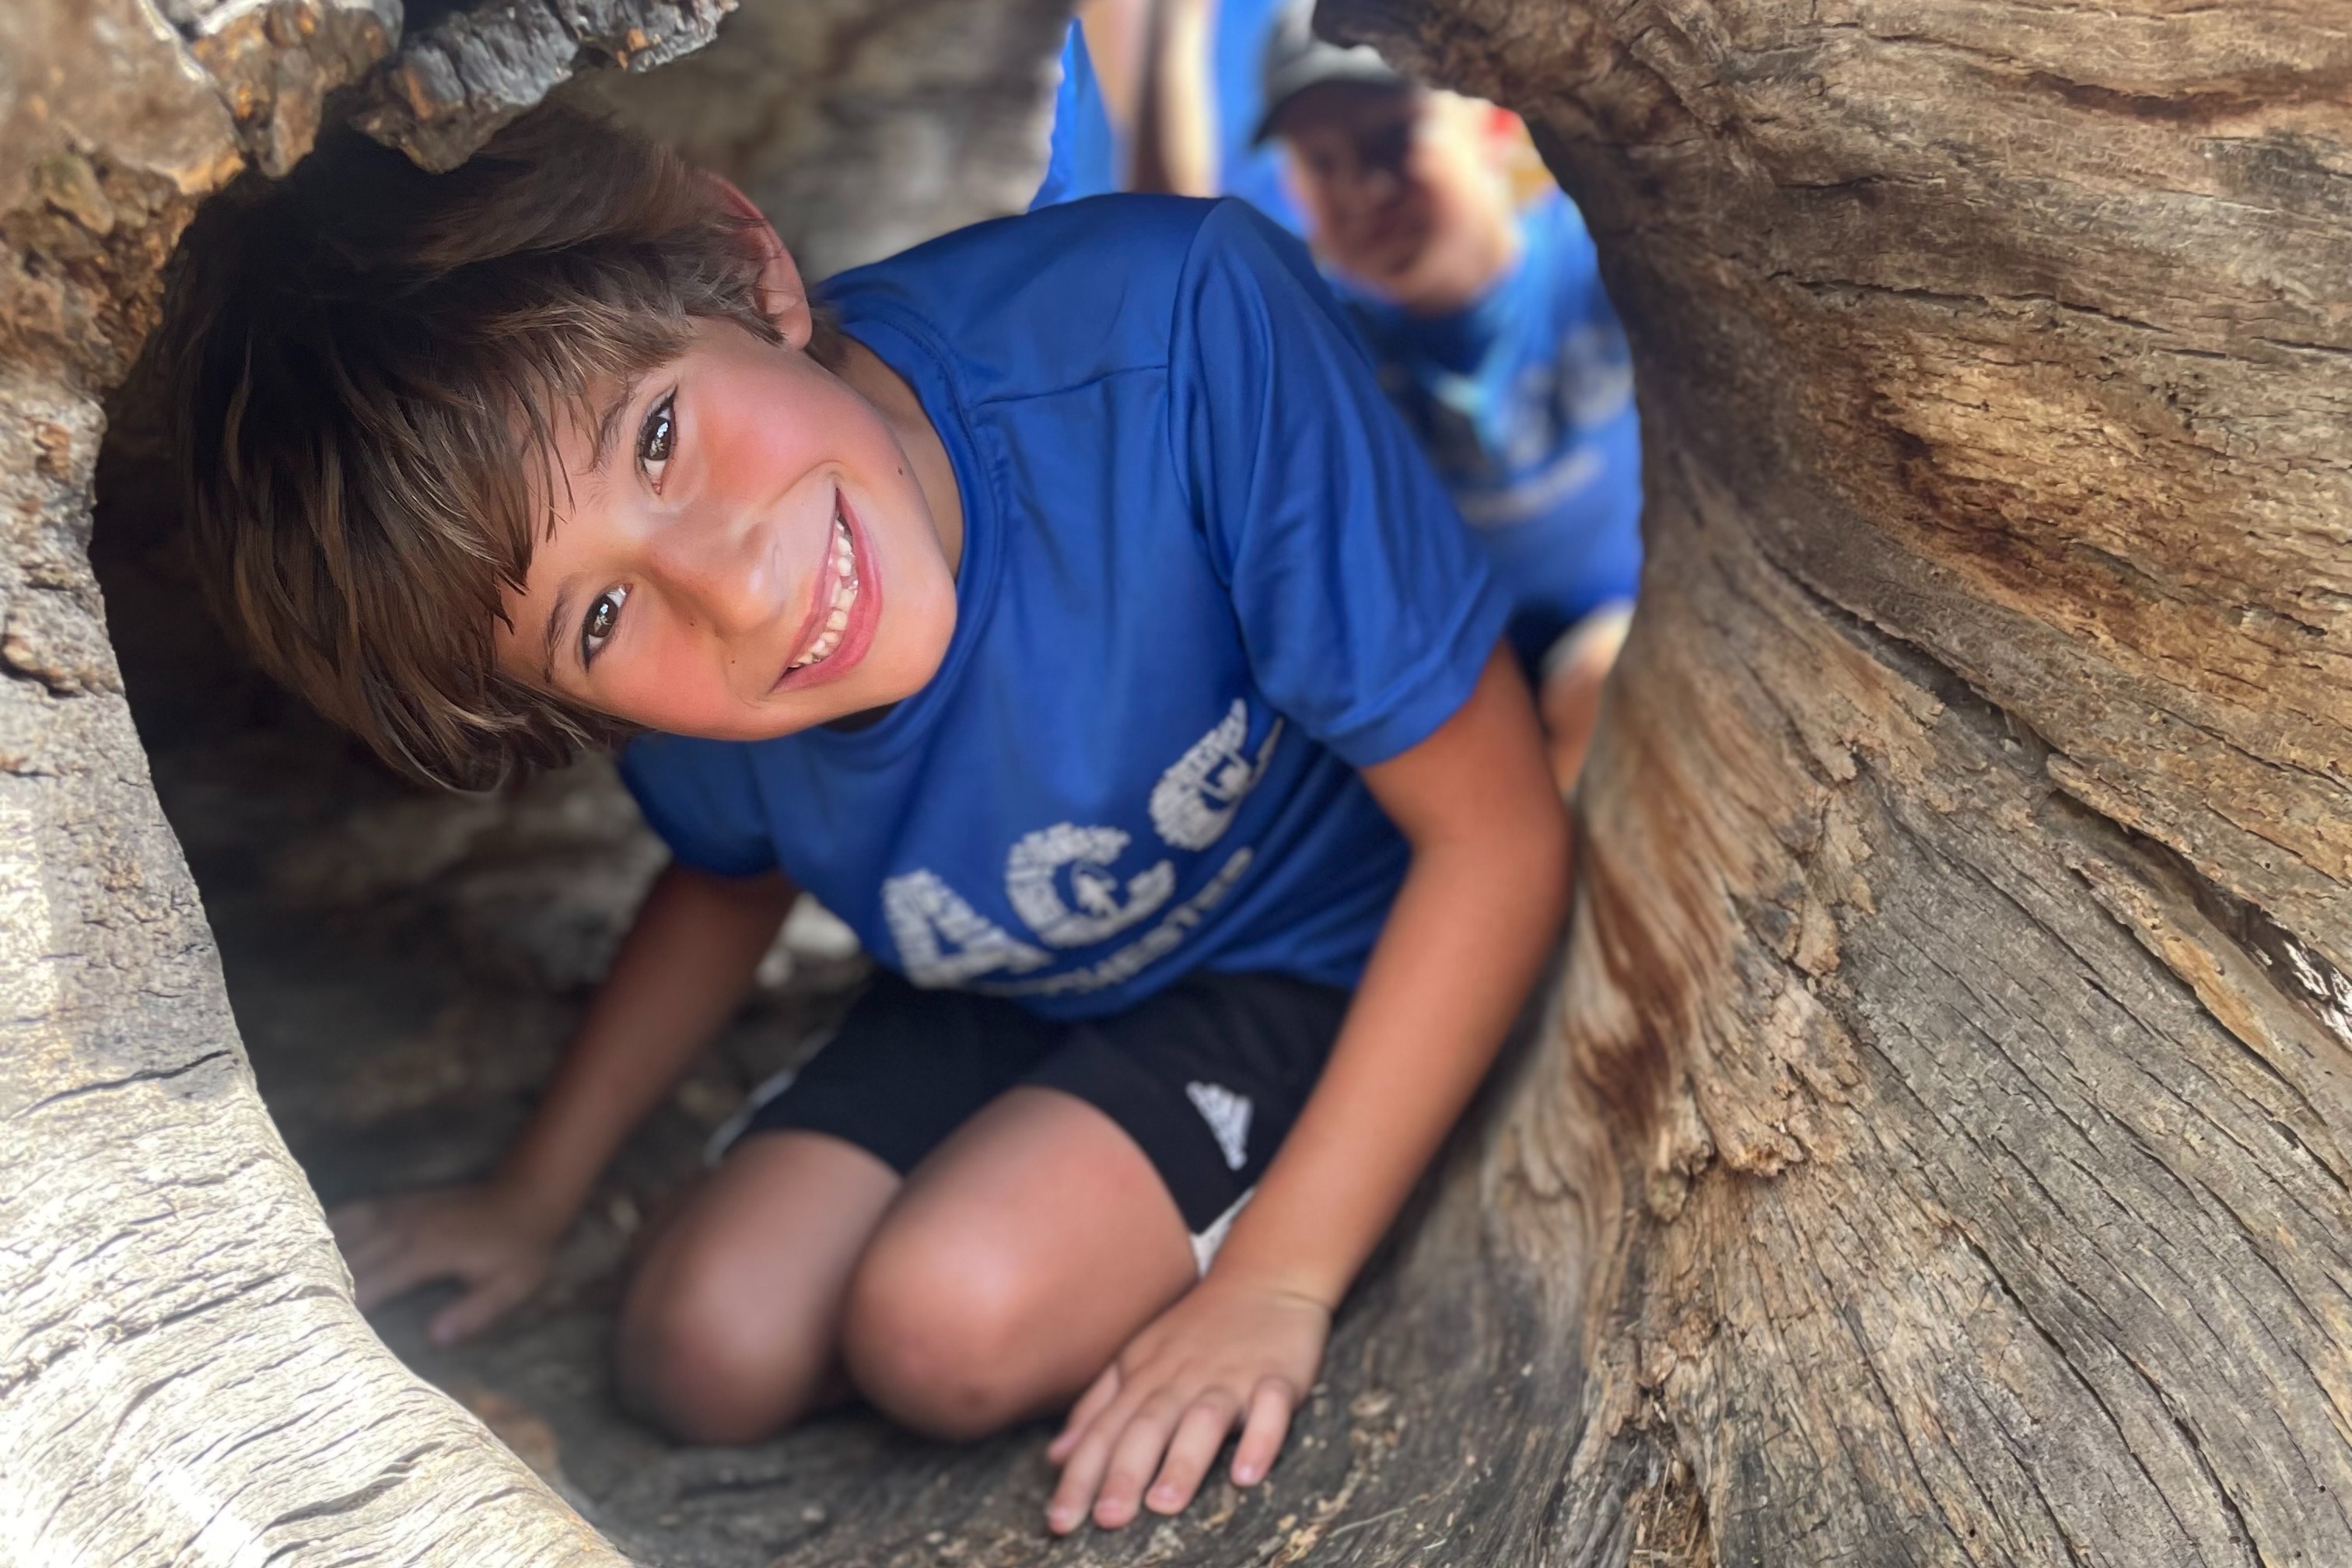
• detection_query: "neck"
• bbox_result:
[836,332,965,579]
[1402,210,1523,317]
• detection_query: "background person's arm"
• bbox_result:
[1047,646,1572,1530]
[1130,0,1220,195]
[330,861,796,1344]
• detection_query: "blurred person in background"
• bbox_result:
[1042,1,1639,791]
[1252,0,1643,790]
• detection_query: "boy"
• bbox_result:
[166,110,1568,1535]
[1255,0,1643,788]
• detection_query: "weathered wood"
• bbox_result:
[0,2,660,1563]
[356,0,737,172]
[1318,0,2352,1560]
[561,0,1075,279]
[8,0,2350,1563]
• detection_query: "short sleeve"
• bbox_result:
[618,734,779,878]
[1028,22,1118,212]
[1169,200,1512,768]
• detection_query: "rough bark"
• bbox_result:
[560,0,1075,279]
[355,0,736,173]
[7,0,2350,1564]
[0,5,677,1562]
[1318,0,2352,1560]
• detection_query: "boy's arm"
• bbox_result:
[331,861,795,1345]
[1048,646,1573,1531]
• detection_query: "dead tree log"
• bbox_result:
[1314,0,2352,1559]
[5,0,2348,1563]
[558,0,1074,279]
[0,3,711,1563]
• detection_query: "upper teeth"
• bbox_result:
[790,513,859,670]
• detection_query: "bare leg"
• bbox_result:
[616,1130,900,1444]
[839,1087,1199,1441]
[1538,602,1633,793]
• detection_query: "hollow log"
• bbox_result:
[4,0,2349,1564]
[1317,0,2352,1558]
[0,4,691,1563]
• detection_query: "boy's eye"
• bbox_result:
[582,583,628,667]
[638,390,677,479]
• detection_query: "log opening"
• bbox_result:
[5,0,2348,1564]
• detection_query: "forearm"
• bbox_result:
[495,861,796,1223]
[1213,832,1566,1302]
[1131,0,1217,196]
[1214,653,1573,1306]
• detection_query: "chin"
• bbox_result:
[852,577,958,712]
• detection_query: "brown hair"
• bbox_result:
[163,107,819,789]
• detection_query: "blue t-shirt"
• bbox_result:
[1026,0,1302,231]
[621,198,1510,1020]
[1030,22,1118,211]
[1213,0,1304,233]
[1339,191,1643,667]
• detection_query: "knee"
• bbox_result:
[616,1248,826,1446]
[838,1229,1044,1442]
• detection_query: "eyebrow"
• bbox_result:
[586,371,649,474]
[541,578,577,686]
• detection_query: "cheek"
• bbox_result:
[706,366,844,489]
[607,629,737,730]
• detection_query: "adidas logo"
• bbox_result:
[1185,1081,1253,1171]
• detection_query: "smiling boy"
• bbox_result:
[166,110,1568,1534]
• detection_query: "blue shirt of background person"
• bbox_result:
[1031,21,1121,209]
[1031,2,1304,230]
[1211,0,1304,231]
[621,195,1510,1020]
[1252,0,1641,677]
[1339,191,1640,668]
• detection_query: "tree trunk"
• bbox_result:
[0,4,704,1564]
[1318,0,2352,1559]
[5,0,2348,1564]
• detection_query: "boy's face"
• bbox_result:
[1276,85,1520,315]
[495,253,959,742]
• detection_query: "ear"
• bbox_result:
[1481,104,1526,162]
[706,173,812,350]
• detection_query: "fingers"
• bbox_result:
[1230,1377,1297,1487]
[1146,1391,1241,1515]
[1048,1363,1121,1465]
[1051,1379,1274,1533]
[329,1201,401,1284]
[1047,1393,1122,1535]
[347,1233,456,1314]
[331,1193,515,1319]
[429,1265,537,1346]
[1090,1391,1187,1529]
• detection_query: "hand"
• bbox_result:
[327,1180,567,1346]
[1045,1276,1330,1534]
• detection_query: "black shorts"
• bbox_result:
[724,969,1349,1263]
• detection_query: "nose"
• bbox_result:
[647,496,789,642]
[1335,155,1402,215]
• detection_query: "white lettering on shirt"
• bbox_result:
[1005,823,1176,947]
[980,848,1254,999]
[1150,699,1283,851]
[879,700,1281,996]
[881,868,1052,988]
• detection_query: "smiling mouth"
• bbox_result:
[786,502,861,673]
